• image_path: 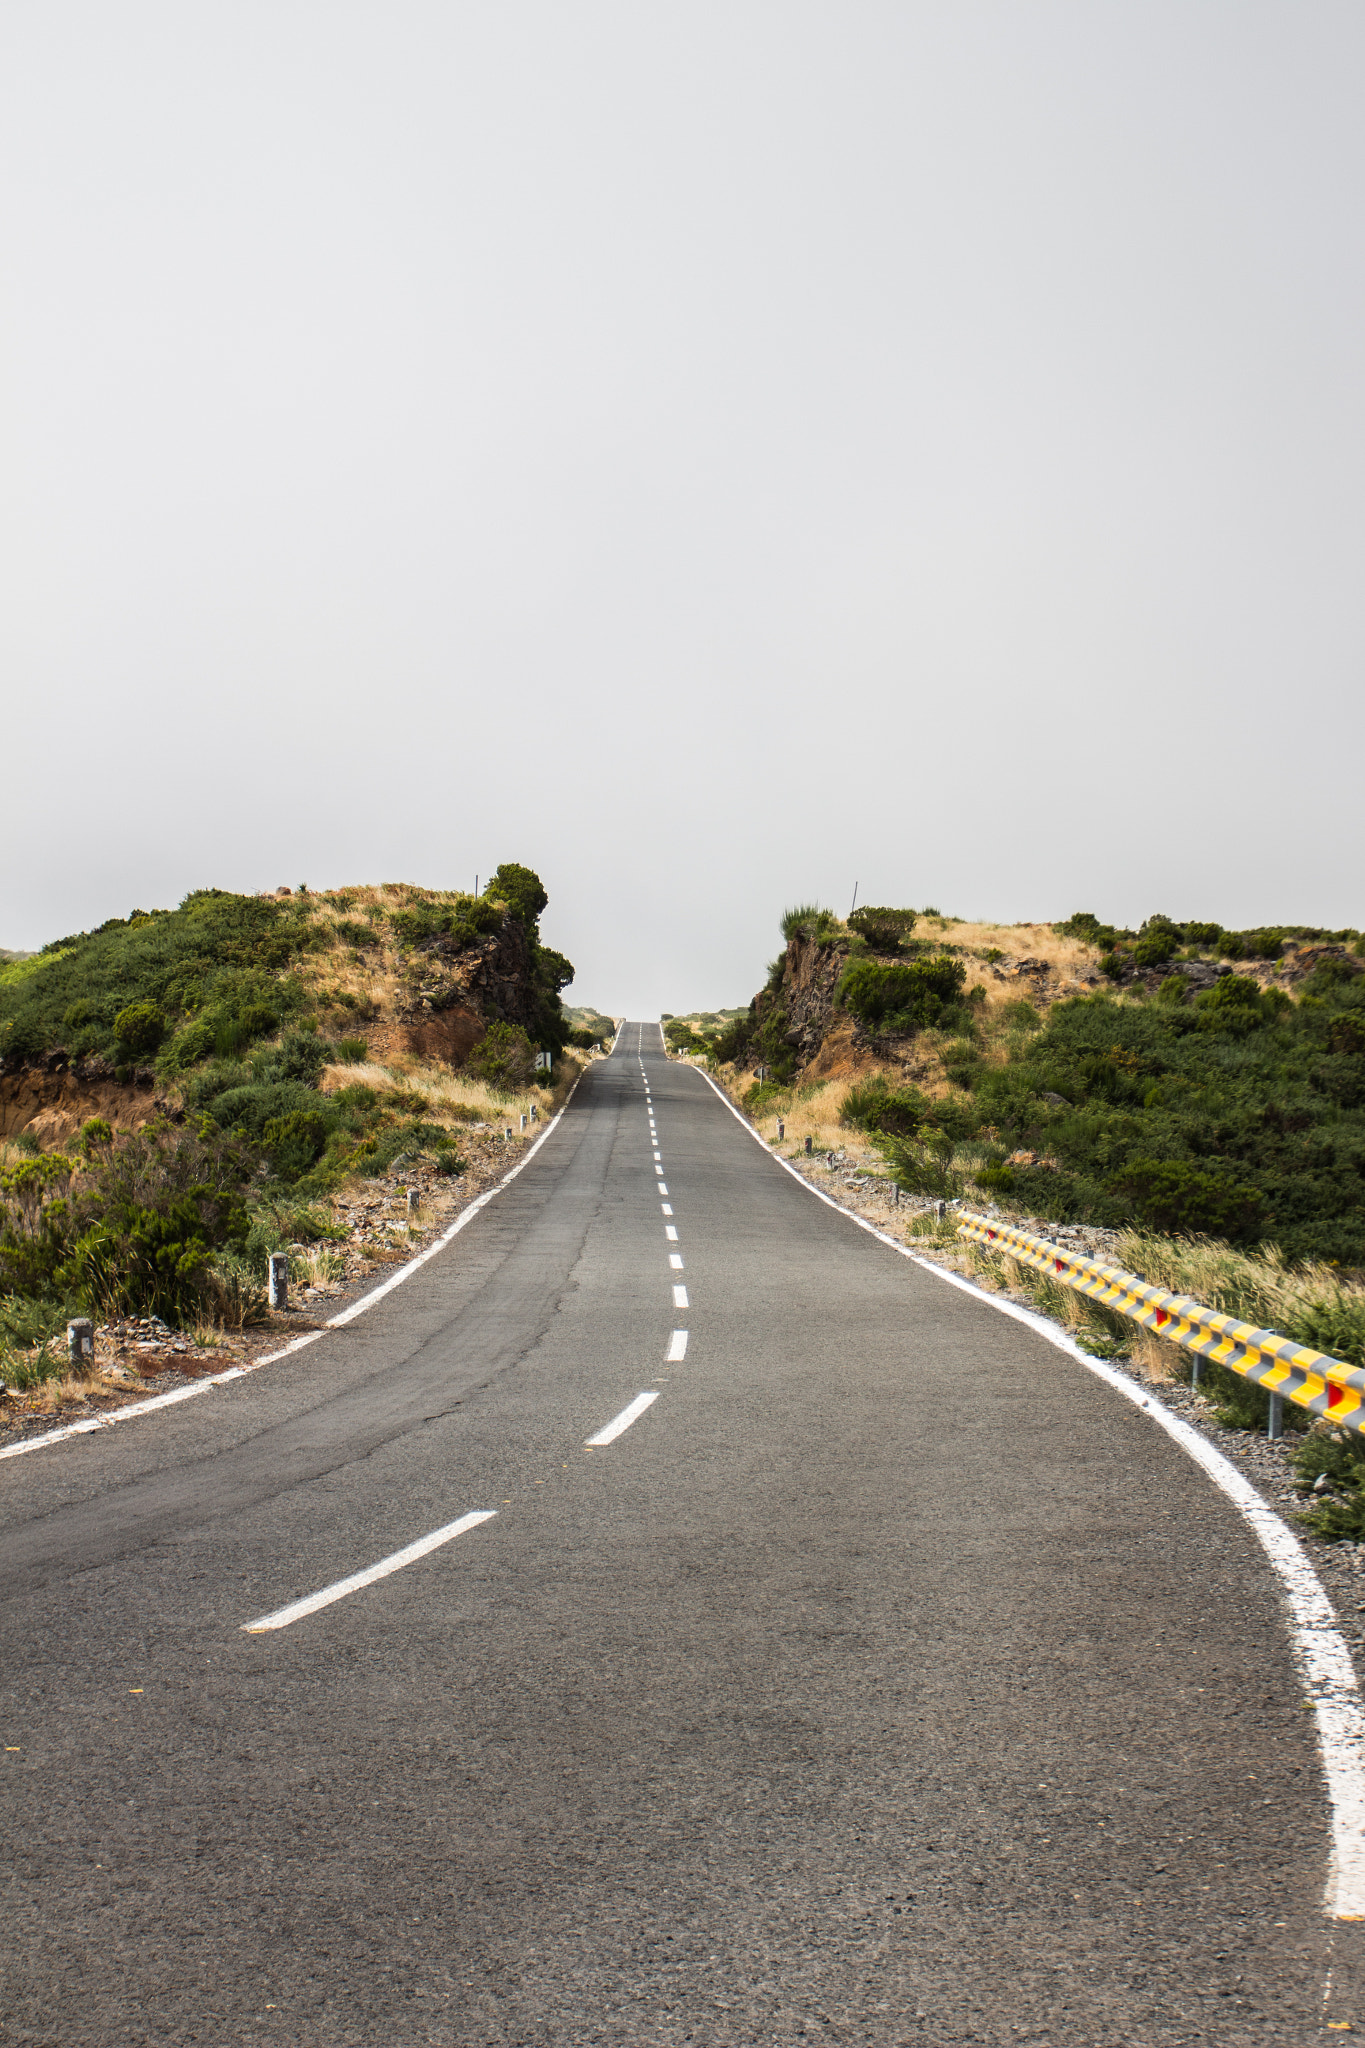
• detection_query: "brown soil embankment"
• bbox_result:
[0,1067,163,1148]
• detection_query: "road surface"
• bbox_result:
[2,1022,1361,2044]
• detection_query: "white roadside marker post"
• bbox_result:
[67,1319,94,1366]
[268,1254,289,1311]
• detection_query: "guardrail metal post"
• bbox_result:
[268,1254,288,1311]
[1191,1356,1201,1391]
[1268,1391,1284,1440]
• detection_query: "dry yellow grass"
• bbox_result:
[318,1056,568,1128]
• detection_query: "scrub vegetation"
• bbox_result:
[683,896,1365,1532]
[0,863,579,1387]
[701,900,1365,1266]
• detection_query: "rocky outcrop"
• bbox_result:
[754,932,852,1069]
[395,912,548,1057]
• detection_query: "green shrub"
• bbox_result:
[780,903,838,942]
[467,1022,537,1092]
[78,1117,114,1157]
[1293,1433,1365,1541]
[0,1154,77,1297]
[262,1109,330,1182]
[160,1017,217,1073]
[713,1011,756,1066]
[486,862,547,930]
[847,907,917,953]
[836,955,967,1033]
[1109,1158,1263,1240]
[238,1002,278,1041]
[54,1123,254,1323]
[1194,975,1266,1032]
[878,1130,962,1199]
[113,1001,165,1056]
[333,1036,369,1064]
[839,1077,929,1136]
[1157,976,1188,1006]
[1000,1000,1040,1030]
[1131,917,1181,969]
[204,1255,271,1329]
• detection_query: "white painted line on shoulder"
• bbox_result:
[667,1330,688,1362]
[240,1510,497,1633]
[672,1284,689,1309]
[660,1203,673,1215]
[3,1070,591,1465]
[586,1390,660,1447]
[657,1181,669,1194]
[692,1059,1365,1922]
[664,1225,679,1241]
[669,1254,684,1269]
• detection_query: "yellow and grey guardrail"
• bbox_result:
[956,1209,1364,1441]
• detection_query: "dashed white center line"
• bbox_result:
[586,1391,661,1447]
[669,1253,684,1269]
[673,1284,689,1309]
[660,1203,673,1215]
[667,1330,688,1362]
[664,1225,678,1241]
[657,1180,669,1194]
[240,1510,497,1633]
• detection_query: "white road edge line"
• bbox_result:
[586,1390,660,1447]
[240,1509,497,1633]
[667,1330,688,1362]
[692,1061,1365,1922]
[2,1068,589,1465]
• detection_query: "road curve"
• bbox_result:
[2,1021,1362,2044]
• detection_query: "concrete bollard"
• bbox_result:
[67,1318,94,1366]
[268,1253,289,1311]
[804,1134,812,1155]
[520,1114,527,1132]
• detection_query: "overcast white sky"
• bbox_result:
[3,3,1361,1015]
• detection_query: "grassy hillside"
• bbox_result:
[708,904,1365,1267]
[0,864,580,1371]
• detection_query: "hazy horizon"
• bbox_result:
[4,3,1362,1015]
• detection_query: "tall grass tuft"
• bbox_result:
[1115,1230,1365,1367]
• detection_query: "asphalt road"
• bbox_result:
[3,1022,1363,2045]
